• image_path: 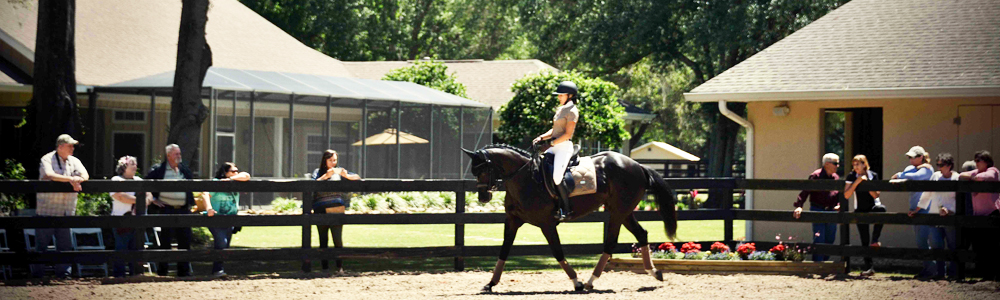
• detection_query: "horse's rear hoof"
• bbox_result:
[574,281,584,291]
[584,283,594,291]
[654,270,663,281]
[482,284,494,293]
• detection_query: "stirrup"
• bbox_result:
[553,208,569,221]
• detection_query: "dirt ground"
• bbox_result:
[2,271,999,300]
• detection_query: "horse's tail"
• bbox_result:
[642,165,677,240]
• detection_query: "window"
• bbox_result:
[113,110,146,123]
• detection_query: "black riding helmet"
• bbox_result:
[551,81,579,101]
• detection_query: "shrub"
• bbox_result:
[271,197,301,213]
[76,193,111,216]
[706,252,740,260]
[0,159,27,216]
[710,241,730,253]
[497,70,629,148]
[736,242,756,260]
[680,241,701,253]
[747,250,776,261]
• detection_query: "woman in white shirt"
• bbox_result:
[110,156,152,277]
[910,153,959,279]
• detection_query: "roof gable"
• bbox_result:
[0,0,352,86]
[343,60,556,110]
[686,0,1000,101]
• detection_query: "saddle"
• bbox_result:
[534,144,601,199]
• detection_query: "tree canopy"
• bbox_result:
[497,71,628,149]
[382,59,468,98]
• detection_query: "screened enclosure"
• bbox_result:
[86,68,492,207]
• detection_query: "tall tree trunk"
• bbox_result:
[168,0,212,172]
[27,0,79,180]
[703,102,744,208]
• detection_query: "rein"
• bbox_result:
[473,150,528,191]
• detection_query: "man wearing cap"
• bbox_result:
[891,145,936,278]
[31,134,90,278]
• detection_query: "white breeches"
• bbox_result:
[546,140,574,185]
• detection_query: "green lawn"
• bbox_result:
[191,219,743,275]
[229,220,745,248]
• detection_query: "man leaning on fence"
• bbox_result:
[145,144,195,277]
[792,153,841,262]
[31,134,90,278]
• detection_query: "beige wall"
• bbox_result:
[748,97,1000,248]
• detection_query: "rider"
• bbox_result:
[533,81,580,221]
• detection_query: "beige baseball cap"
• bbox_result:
[905,146,927,158]
[56,134,80,146]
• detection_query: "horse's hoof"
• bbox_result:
[574,281,584,291]
[584,283,594,291]
[481,284,494,293]
[654,270,663,281]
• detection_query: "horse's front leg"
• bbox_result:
[540,224,584,291]
[584,218,623,290]
[483,217,523,293]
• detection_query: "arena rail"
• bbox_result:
[0,178,997,276]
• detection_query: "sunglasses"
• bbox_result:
[936,163,950,168]
[830,162,839,166]
[974,159,982,163]
[228,169,239,173]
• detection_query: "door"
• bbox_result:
[958,105,999,163]
[217,132,235,167]
[112,132,145,173]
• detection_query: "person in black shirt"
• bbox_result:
[843,154,885,277]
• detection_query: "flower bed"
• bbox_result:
[606,241,845,275]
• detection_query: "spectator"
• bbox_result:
[312,150,361,272]
[911,153,959,279]
[203,162,250,277]
[31,134,89,278]
[145,144,195,277]
[110,155,153,277]
[891,146,935,279]
[843,154,886,277]
[959,151,1000,281]
[793,153,841,262]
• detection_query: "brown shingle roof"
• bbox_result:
[686,0,1000,101]
[343,60,557,110]
[0,0,352,86]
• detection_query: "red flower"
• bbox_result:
[736,243,756,256]
[710,242,730,253]
[770,244,786,253]
[680,242,702,253]
[658,242,676,251]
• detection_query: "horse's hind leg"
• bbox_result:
[540,224,584,291]
[623,213,663,281]
[483,217,523,293]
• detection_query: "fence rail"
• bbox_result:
[1,178,998,276]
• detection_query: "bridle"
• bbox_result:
[471,150,509,192]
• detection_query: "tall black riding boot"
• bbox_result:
[554,181,573,221]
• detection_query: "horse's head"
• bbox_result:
[463,148,502,203]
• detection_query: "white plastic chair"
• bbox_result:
[70,228,108,277]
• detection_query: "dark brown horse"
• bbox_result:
[463,144,677,292]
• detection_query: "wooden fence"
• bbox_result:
[0,178,998,277]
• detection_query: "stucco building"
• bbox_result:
[685,0,1000,247]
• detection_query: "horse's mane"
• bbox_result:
[482,144,531,159]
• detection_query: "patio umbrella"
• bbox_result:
[352,128,429,146]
